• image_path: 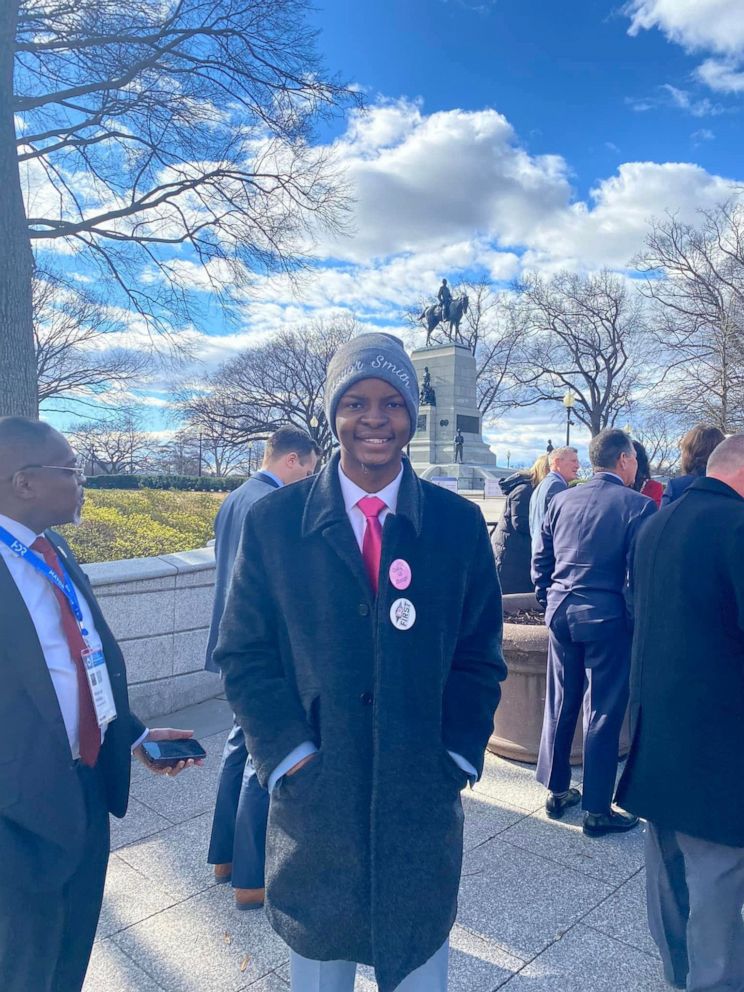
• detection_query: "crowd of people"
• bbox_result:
[0,332,742,992]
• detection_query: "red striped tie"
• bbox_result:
[31,537,101,766]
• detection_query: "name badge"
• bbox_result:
[389,559,412,590]
[81,647,118,727]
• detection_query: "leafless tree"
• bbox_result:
[461,283,528,421]
[34,268,150,410]
[158,427,258,477]
[632,410,686,475]
[68,410,151,474]
[635,199,744,433]
[2,0,357,416]
[180,317,357,456]
[513,270,650,436]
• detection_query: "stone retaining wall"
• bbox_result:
[83,547,220,720]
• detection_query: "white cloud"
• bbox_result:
[322,101,573,262]
[625,0,744,56]
[696,58,744,93]
[499,161,735,271]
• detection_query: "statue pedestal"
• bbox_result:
[408,344,500,489]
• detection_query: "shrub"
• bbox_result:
[84,474,246,492]
[59,490,226,563]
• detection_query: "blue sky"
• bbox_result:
[35,0,744,463]
[309,0,742,192]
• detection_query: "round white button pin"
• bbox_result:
[390,598,416,631]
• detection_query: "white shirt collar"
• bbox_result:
[0,512,39,547]
[338,462,404,515]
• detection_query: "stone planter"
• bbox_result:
[489,592,629,764]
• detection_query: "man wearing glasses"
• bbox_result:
[0,416,199,992]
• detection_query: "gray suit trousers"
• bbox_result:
[645,822,744,991]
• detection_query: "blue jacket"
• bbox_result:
[205,472,280,672]
[529,470,567,554]
[661,473,699,508]
[532,473,657,635]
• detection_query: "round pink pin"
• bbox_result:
[389,559,412,590]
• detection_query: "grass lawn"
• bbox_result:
[59,489,227,564]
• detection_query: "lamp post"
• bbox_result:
[309,415,319,439]
[563,390,575,446]
[506,449,511,468]
[198,431,203,477]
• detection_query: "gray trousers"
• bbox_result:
[645,822,744,991]
[289,940,448,991]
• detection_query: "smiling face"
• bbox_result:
[335,378,411,491]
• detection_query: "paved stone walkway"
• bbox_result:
[84,697,670,992]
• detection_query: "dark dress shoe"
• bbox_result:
[546,788,582,820]
[583,809,639,837]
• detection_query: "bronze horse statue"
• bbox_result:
[419,294,469,347]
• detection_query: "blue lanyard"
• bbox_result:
[0,526,88,633]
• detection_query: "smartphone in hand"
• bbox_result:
[141,738,207,768]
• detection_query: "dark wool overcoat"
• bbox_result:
[491,473,533,594]
[215,454,506,991]
[615,477,744,847]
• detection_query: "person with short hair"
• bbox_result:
[616,434,744,992]
[0,417,199,992]
[215,332,506,992]
[532,428,656,835]
[662,423,725,507]
[528,445,579,554]
[206,426,320,910]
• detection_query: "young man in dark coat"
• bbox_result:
[616,434,744,992]
[215,333,506,992]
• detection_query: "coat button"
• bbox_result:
[360,691,373,705]
[358,603,369,616]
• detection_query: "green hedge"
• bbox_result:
[84,474,247,492]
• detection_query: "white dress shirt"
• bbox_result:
[0,512,106,759]
[267,461,476,790]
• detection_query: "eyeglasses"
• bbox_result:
[17,463,87,481]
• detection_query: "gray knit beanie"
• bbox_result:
[324,333,419,441]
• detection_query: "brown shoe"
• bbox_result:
[214,863,232,884]
[235,887,265,911]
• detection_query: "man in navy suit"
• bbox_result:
[206,427,319,910]
[532,428,656,836]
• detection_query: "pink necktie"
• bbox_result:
[357,496,386,595]
[32,537,101,767]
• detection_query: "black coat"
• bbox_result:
[215,453,506,992]
[0,531,144,892]
[491,473,533,594]
[616,478,744,847]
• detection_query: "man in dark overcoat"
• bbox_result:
[215,332,506,992]
[616,434,744,992]
[532,428,656,835]
[205,427,319,910]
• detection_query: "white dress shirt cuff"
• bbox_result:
[131,728,150,753]
[447,750,478,783]
[268,741,318,794]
